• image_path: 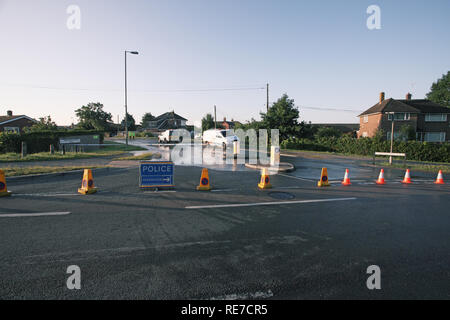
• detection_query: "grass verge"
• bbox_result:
[2,165,109,177]
[0,142,146,162]
[116,152,162,161]
[377,162,450,174]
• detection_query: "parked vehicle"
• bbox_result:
[158,130,183,143]
[202,129,239,148]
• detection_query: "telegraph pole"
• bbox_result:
[266,83,269,112]
[214,105,217,130]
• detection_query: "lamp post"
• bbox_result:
[124,50,139,147]
[386,112,395,165]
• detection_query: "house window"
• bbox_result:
[4,127,20,133]
[363,116,368,123]
[387,113,410,121]
[424,132,446,142]
[386,131,403,140]
[425,114,447,122]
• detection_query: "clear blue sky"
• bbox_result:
[0,0,449,126]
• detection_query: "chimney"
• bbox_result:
[406,93,412,100]
[7,110,13,116]
[379,92,385,103]
[223,117,226,122]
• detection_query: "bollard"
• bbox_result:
[61,144,66,155]
[233,141,240,159]
[21,142,27,159]
[50,144,55,154]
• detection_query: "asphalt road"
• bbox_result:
[0,155,449,299]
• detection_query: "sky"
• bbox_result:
[0,0,449,126]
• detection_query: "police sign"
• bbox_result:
[140,161,175,189]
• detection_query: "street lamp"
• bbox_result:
[124,50,139,147]
[386,112,395,165]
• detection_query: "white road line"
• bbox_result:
[210,290,274,300]
[185,197,357,209]
[13,193,80,197]
[277,173,315,182]
[0,212,71,218]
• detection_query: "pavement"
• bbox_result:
[0,150,449,300]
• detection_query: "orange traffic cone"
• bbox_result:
[341,169,351,186]
[402,169,412,184]
[435,170,445,185]
[258,168,272,189]
[78,169,98,195]
[376,169,385,185]
[0,170,12,197]
[197,168,212,191]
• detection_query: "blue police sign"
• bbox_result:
[140,161,175,188]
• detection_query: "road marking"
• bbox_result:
[211,189,236,192]
[278,173,315,182]
[185,197,357,209]
[13,193,80,197]
[0,212,71,218]
[210,290,274,300]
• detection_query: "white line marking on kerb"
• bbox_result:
[277,173,315,182]
[0,212,71,218]
[185,197,357,209]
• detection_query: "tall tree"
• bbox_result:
[260,94,301,141]
[426,71,450,107]
[75,103,112,131]
[121,113,137,131]
[24,116,58,132]
[201,113,215,131]
[141,112,155,128]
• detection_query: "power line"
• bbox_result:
[0,82,265,93]
[300,105,361,113]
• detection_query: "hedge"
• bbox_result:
[0,130,105,154]
[281,136,450,163]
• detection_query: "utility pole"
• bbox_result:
[117,115,120,137]
[386,112,395,165]
[266,83,269,112]
[214,105,217,130]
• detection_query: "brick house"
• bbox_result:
[145,111,188,132]
[0,110,37,133]
[221,117,242,130]
[357,93,450,142]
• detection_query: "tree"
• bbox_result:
[201,113,215,131]
[75,103,112,131]
[315,127,342,139]
[121,113,137,131]
[260,94,301,141]
[141,112,155,128]
[24,116,58,132]
[426,71,450,107]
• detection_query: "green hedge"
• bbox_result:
[281,136,450,162]
[0,130,105,154]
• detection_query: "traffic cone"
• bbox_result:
[78,169,97,195]
[317,168,330,187]
[258,168,272,189]
[435,170,445,185]
[0,170,12,197]
[376,169,385,185]
[341,169,351,186]
[197,168,212,191]
[402,169,412,184]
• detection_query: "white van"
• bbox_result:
[203,129,239,148]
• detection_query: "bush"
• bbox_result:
[0,130,105,154]
[281,136,450,163]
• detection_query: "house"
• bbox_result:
[145,111,188,131]
[221,117,242,130]
[0,110,37,133]
[357,92,450,142]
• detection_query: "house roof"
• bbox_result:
[0,115,37,125]
[154,111,187,121]
[358,98,449,117]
